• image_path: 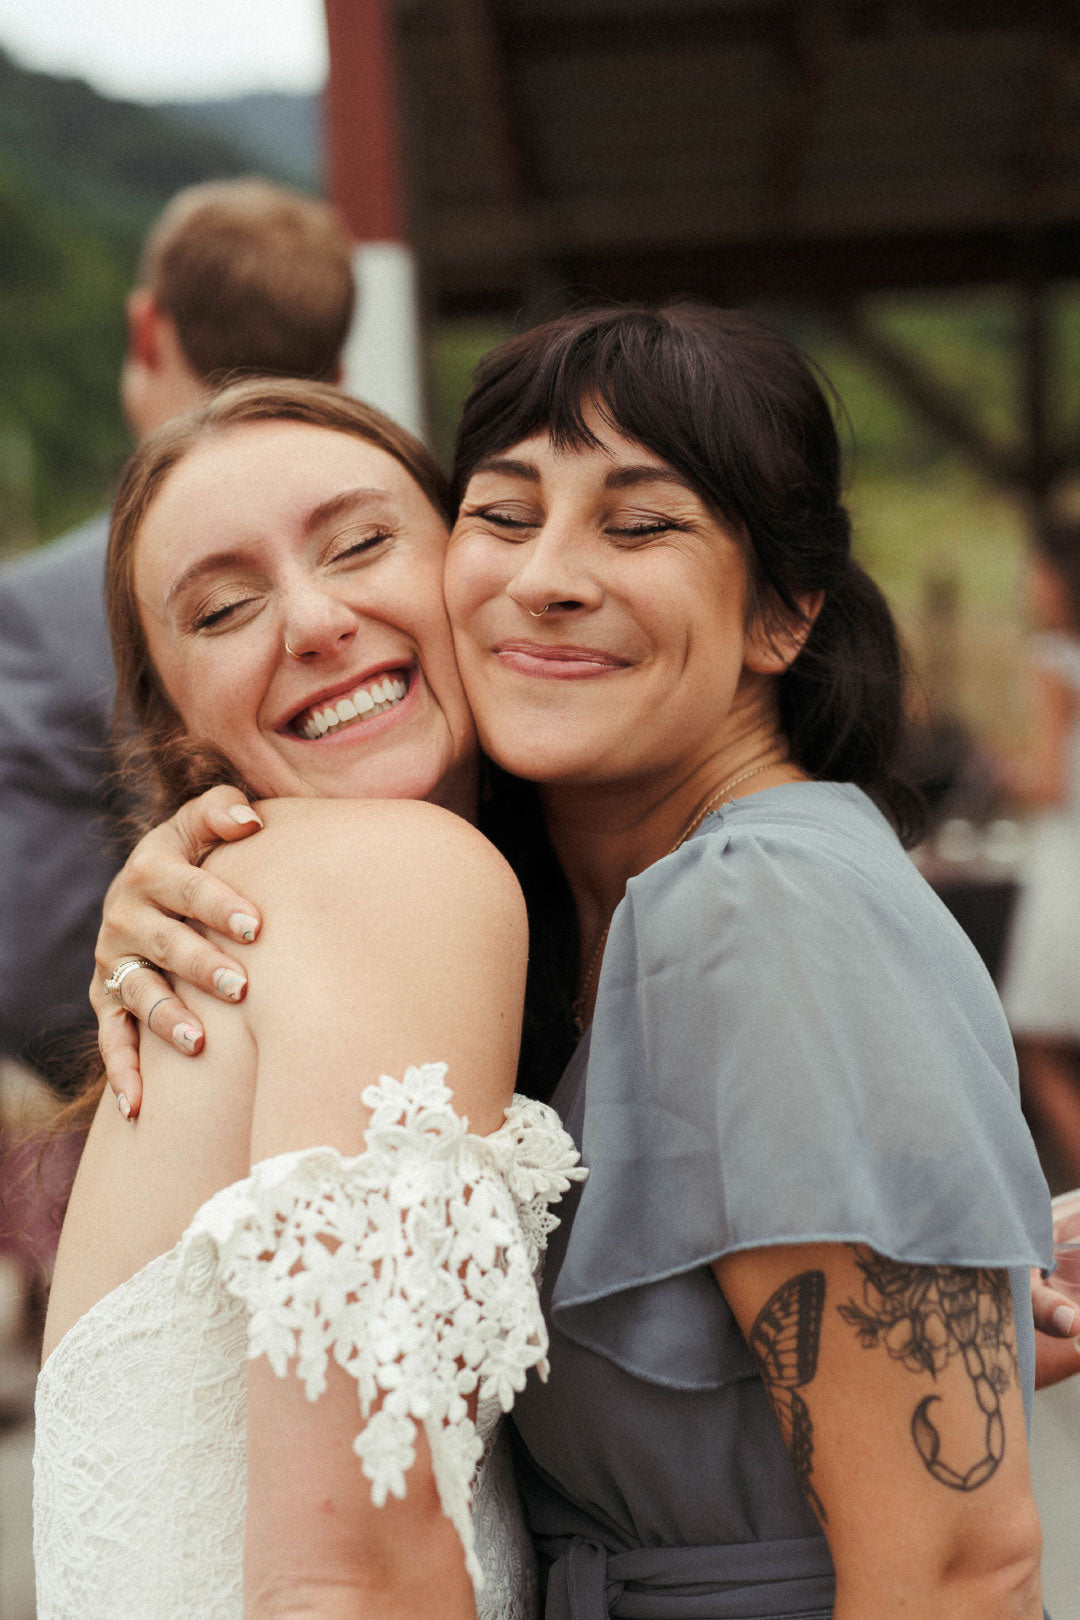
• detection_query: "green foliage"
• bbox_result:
[428,320,515,469]
[0,47,259,547]
[0,144,136,541]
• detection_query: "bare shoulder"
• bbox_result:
[208,802,528,1149]
[205,798,526,940]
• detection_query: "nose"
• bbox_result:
[281,580,359,661]
[505,518,603,617]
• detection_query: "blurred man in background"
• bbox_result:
[0,178,355,1081]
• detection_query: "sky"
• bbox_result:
[0,0,327,102]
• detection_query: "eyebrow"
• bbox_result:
[468,455,695,495]
[302,486,396,534]
[603,464,697,494]
[163,487,396,612]
[469,456,541,484]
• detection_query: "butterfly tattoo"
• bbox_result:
[748,1269,827,1522]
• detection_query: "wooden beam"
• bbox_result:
[826,305,1027,491]
[441,0,529,211]
[1019,282,1062,501]
[323,0,406,242]
[765,3,844,225]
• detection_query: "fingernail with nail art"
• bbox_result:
[117,1092,132,1120]
[229,913,259,942]
[213,968,246,1001]
[1053,1303,1080,1336]
[174,1022,202,1052]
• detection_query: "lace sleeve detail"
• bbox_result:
[177,1062,584,1589]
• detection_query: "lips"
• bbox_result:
[492,640,630,679]
[282,666,412,739]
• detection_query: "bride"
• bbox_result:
[34,379,583,1619]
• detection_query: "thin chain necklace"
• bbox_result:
[571,759,785,1034]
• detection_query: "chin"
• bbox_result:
[481,738,600,786]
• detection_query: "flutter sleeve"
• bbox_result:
[177,1061,584,1590]
[552,803,1052,1392]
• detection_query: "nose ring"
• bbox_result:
[285,638,301,658]
[528,606,550,618]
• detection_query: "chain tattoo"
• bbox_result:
[748,1270,828,1522]
[837,1246,1017,1491]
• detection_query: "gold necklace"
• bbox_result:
[571,759,785,1034]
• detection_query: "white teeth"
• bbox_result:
[295,672,409,738]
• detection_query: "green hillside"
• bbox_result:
[0,47,265,546]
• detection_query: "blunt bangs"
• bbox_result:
[450,306,841,621]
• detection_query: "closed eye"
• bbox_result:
[192,597,257,631]
[606,518,688,542]
[462,505,538,534]
[330,528,393,562]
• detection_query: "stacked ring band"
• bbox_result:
[103,957,157,1007]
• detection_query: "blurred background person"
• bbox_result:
[0,176,355,1085]
[999,520,1080,1183]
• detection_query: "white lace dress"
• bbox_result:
[33,1064,584,1619]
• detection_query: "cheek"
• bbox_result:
[153,645,251,748]
[443,535,501,626]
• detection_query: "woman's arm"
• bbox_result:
[713,1242,1042,1620]
[205,797,529,1620]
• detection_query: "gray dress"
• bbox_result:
[512,783,1053,1619]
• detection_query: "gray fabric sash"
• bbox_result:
[537,1533,835,1619]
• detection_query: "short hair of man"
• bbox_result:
[137,177,355,384]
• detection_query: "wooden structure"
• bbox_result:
[325,0,1080,510]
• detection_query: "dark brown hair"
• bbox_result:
[139,178,355,384]
[452,303,921,842]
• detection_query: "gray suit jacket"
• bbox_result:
[0,515,125,1074]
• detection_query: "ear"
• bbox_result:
[126,288,163,372]
[744,590,825,675]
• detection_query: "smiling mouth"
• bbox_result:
[493,641,630,678]
[289,670,411,740]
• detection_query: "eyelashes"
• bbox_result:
[192,599,251,631]
[186,530,395,634]
[466,506,686,543]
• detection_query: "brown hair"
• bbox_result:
[108,376,451,833]
[139,178,355,383]
[53,379,450,1139]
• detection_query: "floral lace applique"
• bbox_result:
[178,1063,584,1588]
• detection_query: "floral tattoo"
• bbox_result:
[838,1246,1017,1491]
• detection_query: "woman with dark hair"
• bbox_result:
[92,308,1054,1618]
